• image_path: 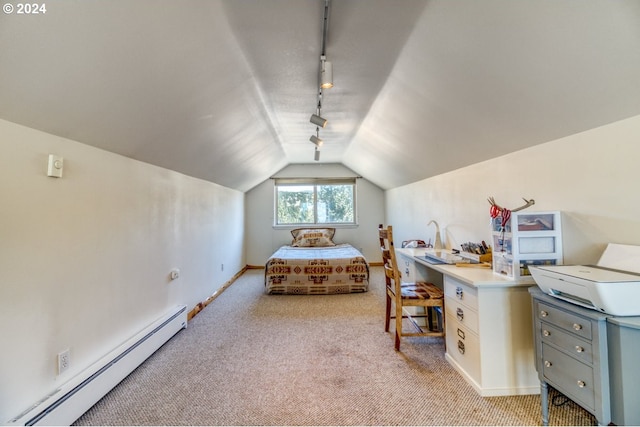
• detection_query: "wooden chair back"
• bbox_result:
[378,223,445,351]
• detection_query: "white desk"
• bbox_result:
[396,248,539,396]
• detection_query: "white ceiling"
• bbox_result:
[2,0,640,191]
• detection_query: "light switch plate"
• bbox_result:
[47,154,63,178]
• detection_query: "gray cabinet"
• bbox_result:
[529,287,610,425]
[607,316,640,426]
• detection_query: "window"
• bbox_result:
[275,178,356,225]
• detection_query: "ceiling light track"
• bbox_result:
[309,0,332,161]
[321,0,330,57]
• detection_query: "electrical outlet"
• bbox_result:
[221,263,224,272]
[58,349,70,375]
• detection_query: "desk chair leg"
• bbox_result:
[395,303,403,351]
[427,307,435,331]
[385,294,391,332]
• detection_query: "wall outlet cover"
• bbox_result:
[58,349,70,375]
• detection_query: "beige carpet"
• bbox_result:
[74,267,595,426]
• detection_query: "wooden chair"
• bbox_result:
[378,224,445,351]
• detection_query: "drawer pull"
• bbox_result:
[457,340,465,355]
[456,286,464,299]
[573,323,583,331]
[577,380,586,388]
[540,310,548,317]
[456,307,464,321]
[575,345,584,353]
[544,360,552,368]
[457,328,465,340]
[543,330,551,337]
[405,268,410,275]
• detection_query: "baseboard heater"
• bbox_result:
[8,305,187,426]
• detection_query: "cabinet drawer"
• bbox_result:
[536,301,592,340]
[542,343,595,411]
[539,322,593,365]
[444,277,478,310]
[446,317,480,381]
[445,296,479,334]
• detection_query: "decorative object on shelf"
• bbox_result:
[487,197,535,252]
[487,196,535,221]
[491,211,563,279]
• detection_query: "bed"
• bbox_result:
[265,228,369,295]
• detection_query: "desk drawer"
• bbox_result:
[446,316,480,382]
[444,277,478,310]
[542,343,595,411]
[535,301,592,340]
[540,322,593,365]
[445,296,479,335]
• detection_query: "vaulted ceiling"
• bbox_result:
[2,0,640,191]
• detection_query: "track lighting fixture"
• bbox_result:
[309,0,331,162]
[310,134,323,147]
[320,55,333,89]
[310,114,327,128]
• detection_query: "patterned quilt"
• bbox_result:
[265,244,369,294]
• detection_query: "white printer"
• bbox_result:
[530,243,640,316]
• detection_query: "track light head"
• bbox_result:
[314,148,320,161]
[310,135,324,147]
[321,60,333,89]
[310,114,327,128]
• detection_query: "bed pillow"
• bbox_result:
[291,228,336,247]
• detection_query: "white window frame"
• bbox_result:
[274,177,357,226]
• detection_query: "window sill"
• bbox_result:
[273,223,359,230]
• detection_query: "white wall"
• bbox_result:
[245,164,385,265]
[386,115,640,265]
[0,119,245,422]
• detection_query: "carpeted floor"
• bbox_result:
[74,267,595,426]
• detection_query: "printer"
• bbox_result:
[530,243,640,316]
